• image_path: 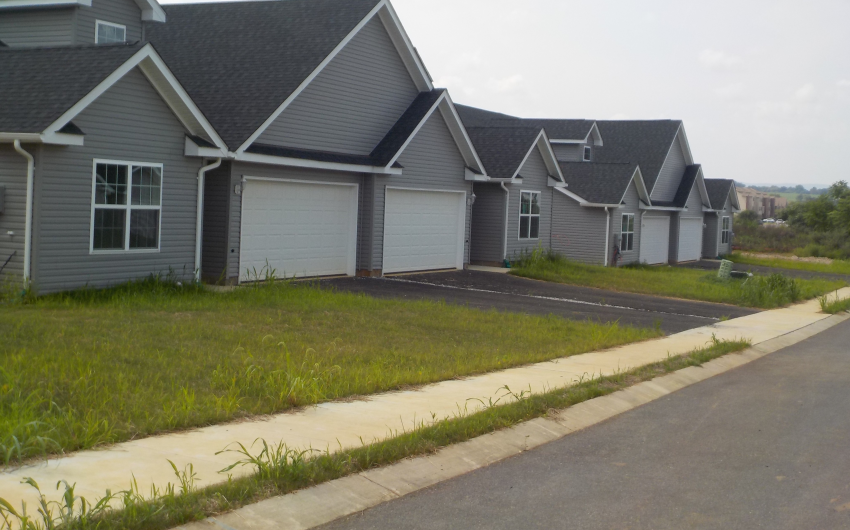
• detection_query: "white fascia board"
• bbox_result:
[627,166,651,205]
[548,176,567,188]
[554,185,618,208]
[0,132,83,146]
[378,0,433,92]
[465,168,489,182]
[536,130,565,182]
[437,93,487,175]
[728,183,742,210]
[184,136,228,158]
[549,139,585,145]
[385,92,444,168]
[639,204,684,211]
[235,151,402,175]
[42,44,226,151]
[136,0,166,22]
[677,123,695,165]
[588,122,603,146]
[694,169,712,208]
[0,0,90,7]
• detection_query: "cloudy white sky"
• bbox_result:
[161,0,850,187]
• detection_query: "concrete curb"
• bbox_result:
[175,313,850,530]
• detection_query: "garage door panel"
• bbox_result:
[639,216,670,265]
[240,180,357,281]
[383,188,465,274]
[677,218,703,263]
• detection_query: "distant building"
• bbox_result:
[736,188,787,219]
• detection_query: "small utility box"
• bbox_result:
[718,259,733,280]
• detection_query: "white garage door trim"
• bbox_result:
[677,217,703,263]
[239,177,359,282]
[382,186,466,274]
[639,215,670,265]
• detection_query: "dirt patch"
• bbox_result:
[741,252,834,265]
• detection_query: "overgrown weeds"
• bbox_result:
[818,293,850,314]
[0,274,659,463]
[0,338,750,530]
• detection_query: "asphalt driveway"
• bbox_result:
[322,319,850,530]
[324,270,757,334]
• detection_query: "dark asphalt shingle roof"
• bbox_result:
[370,89,444,166]
[146,0,381,150]
[456,104,594,141]
[558,162,639,205]
[672,164,701,208]
[593,120,683,192]
[705,179,736,210]
[0,44,143,133]
[465,126,544,180]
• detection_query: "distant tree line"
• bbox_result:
[734,183,829,196]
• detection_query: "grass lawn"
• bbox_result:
[729,252,850,276]
[0,278,660,463]
[0,338,750,530]
[510,252,846,308]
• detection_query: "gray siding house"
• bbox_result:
[703,179,740,258]
[0,0,486,292]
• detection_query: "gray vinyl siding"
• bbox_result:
[256,16,419,155]
[703,213,719,259]
[551,191,607,266]
[0,7,75,47]
[76,0,143,45]
[551,144,583,162]
[505,147,552,261]
[613,181,642,265]
[470,183,506,263]
[0,144,28,281]
[376,111,471,270]
[33,67,203,293]
[651,130,687,202]
[718,197,733,256]
[357,175,375,271]
[201,161,232,282]
[226,162,364,281]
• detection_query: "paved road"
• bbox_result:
[323,319,850,530]
[324,270,756,334]
[680,259,850,283]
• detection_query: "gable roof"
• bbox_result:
[0,44,143,134]
[370,89,444,166]
[146,0,432,152]
[672,164,701,208]
[558,162,644,205]
[593,120,684,192]
[456,104,596,141]
[705,179,737,211]
[465,126,545,180]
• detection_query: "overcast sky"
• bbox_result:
[161,0,850,187]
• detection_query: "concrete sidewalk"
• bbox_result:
[2,287,849,511]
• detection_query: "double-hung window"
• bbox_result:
[91,161,162,253]
[621,213,635,251]
[583,145,592,162]
[519,191,541,239]
[721,216,731,244]
[95,21,126,44]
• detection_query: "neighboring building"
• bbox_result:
[736,187,785,219]
[0,0,487,292]
[704,179,741,258]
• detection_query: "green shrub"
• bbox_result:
[738,273,801,307]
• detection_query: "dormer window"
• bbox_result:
[96,21,127,45]
[583,145,592,162]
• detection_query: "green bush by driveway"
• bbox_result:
[0,278,659,463]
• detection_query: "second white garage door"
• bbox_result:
[240,179,358,281]
[383,188,466,274]
[640,216,670,265]
[677,218,704,263]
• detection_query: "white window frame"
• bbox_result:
[89,159,163,255]
[518,190,541,240]
[621,213,635,252]
[95,20,127,44]
[721,216,731,244]
[583,145,592,162]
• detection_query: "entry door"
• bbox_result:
[240,179,358,281]
[383,188,466,274]
[639,216,670,265]
[677,218,704,262]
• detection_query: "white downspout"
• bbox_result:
[501,182,510,261]
[13,140,34,286]
[603,207,610,267]
[194,158,222,282]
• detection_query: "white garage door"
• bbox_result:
[639,216,670,265]
[677,218,704,263]
[383,188,466,274]
[240,179,358,282]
